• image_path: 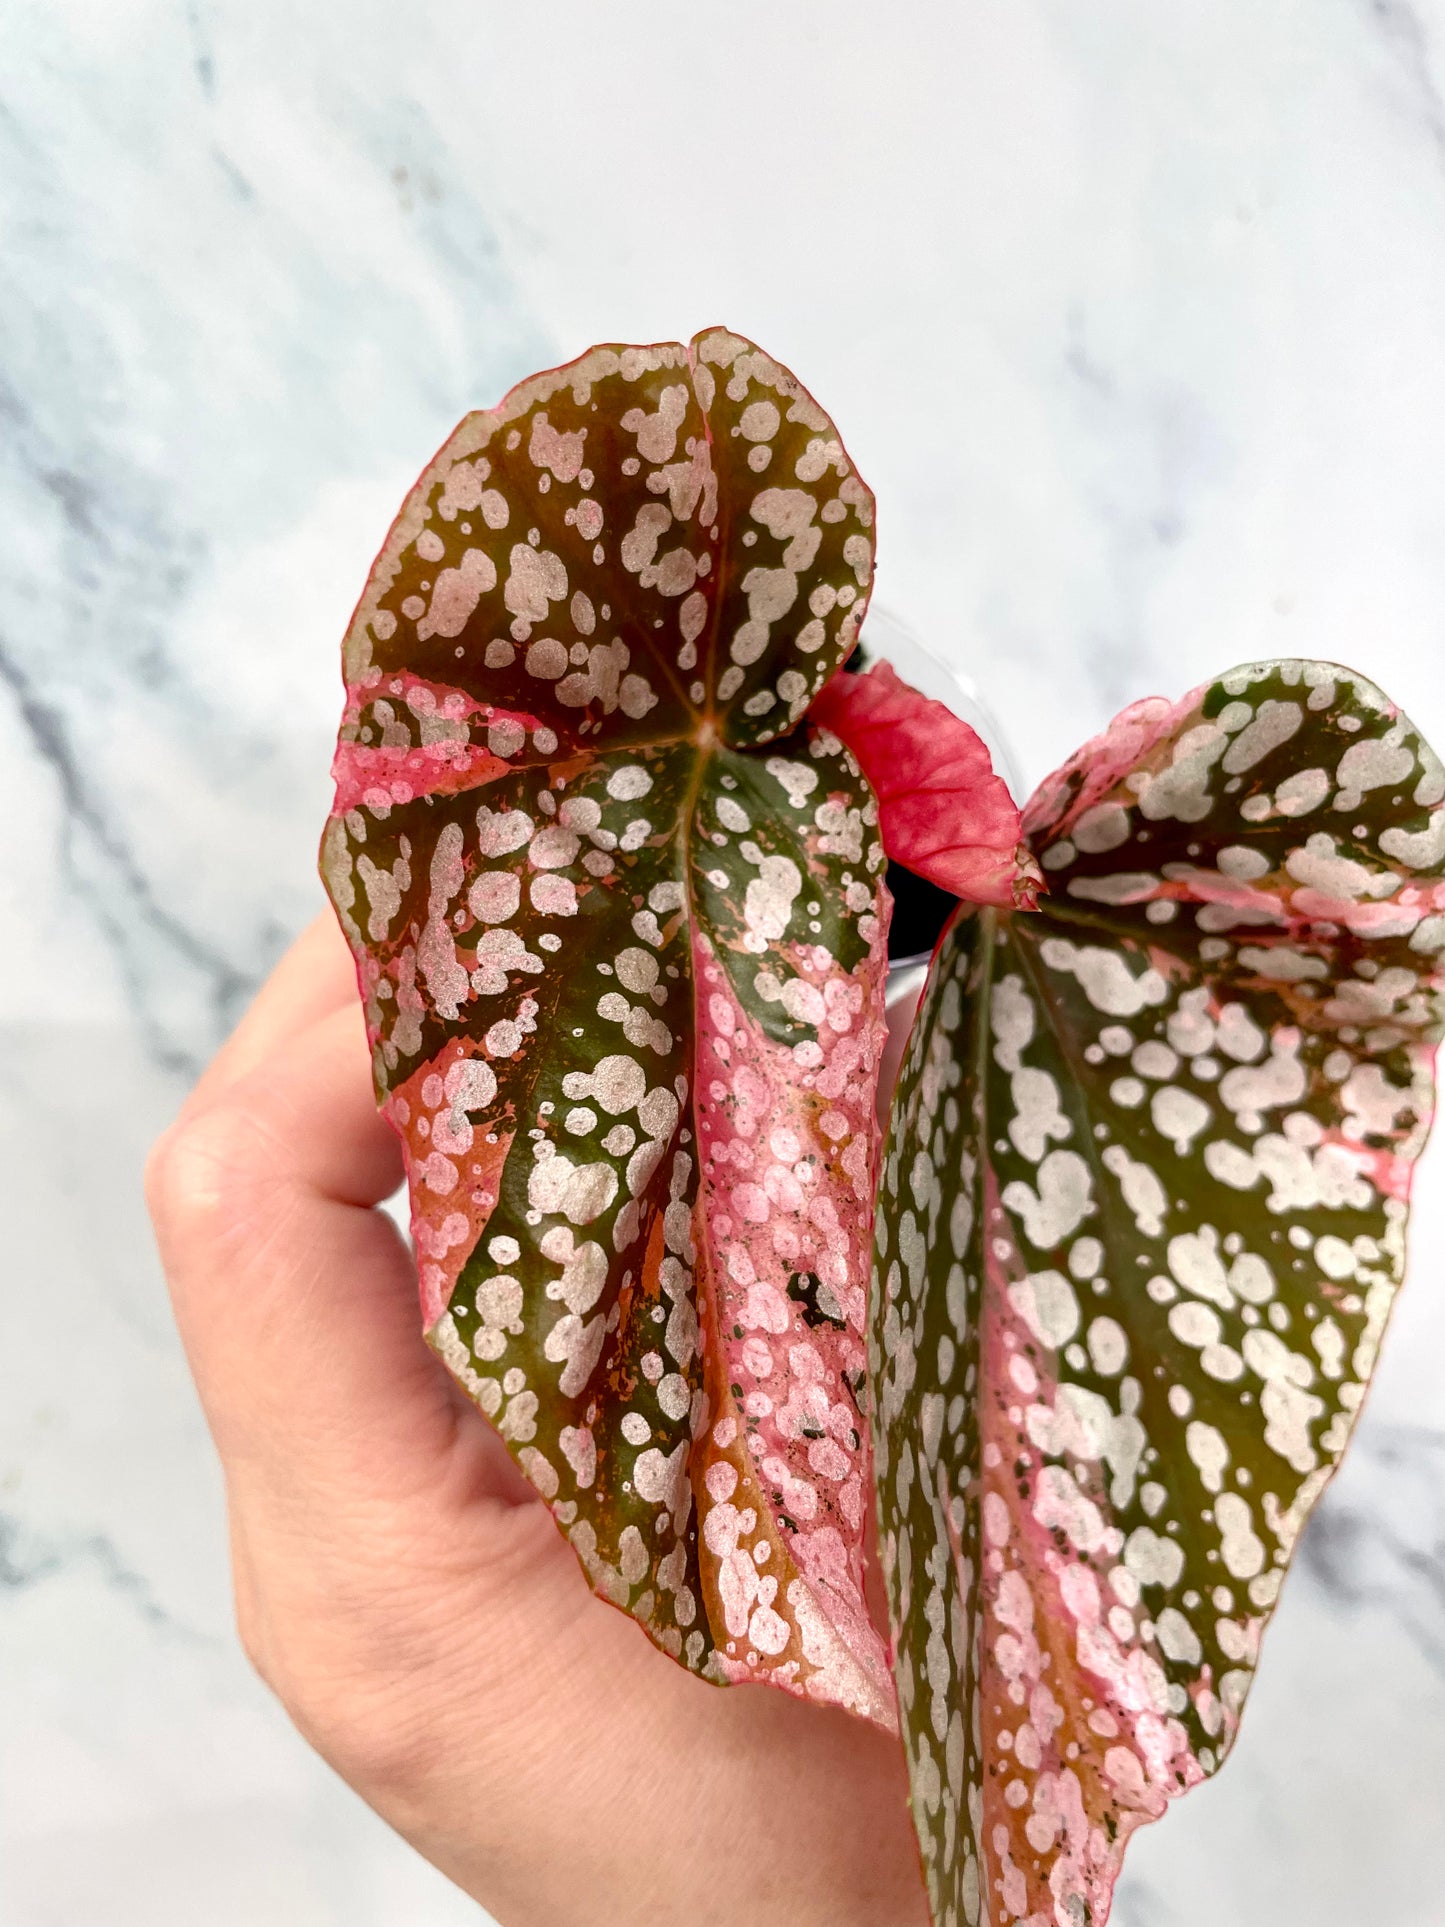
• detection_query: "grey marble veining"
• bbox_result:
[4,3,1445,1922]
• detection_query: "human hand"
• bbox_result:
[146,912,929,1927]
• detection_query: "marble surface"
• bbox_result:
[4,2,1445,1921]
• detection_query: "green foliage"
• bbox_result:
[321,331,896,1719]
[319,322,1445,1924]
[871,661,1445,1925]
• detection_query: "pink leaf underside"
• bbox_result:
[873,659,1445,1925]
[812,659,1039,908]
[320,328,897,1726]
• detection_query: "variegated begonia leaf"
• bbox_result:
[320,330,900,1722]
[872,659,1445,1924]
[812,659,1041,909]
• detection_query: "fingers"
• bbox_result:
[223,997,403,1207]
[148,921,930,1927]
[152,984,535,1525]
[150,1002,428,1467]
[182,910,360,1123]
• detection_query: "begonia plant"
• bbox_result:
[321,330,1444,1925]
[865,660,1445,1925]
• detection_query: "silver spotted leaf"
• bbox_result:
[321,331,897,1723]
[872,659,1445,1924]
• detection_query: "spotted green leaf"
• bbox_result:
[320,331,896,1721]
[872,660,1445,1924]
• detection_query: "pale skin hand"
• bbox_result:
[146,912,930,1927]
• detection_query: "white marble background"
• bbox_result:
[4,3,1445,1922]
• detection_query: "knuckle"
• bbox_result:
[145,1105,278,1243]
[232,1595,271,1689]
[285,1668,449,1799]
[230,1534,279,1691]
[237,1576,469,1799]
[235,1614,274,1693]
